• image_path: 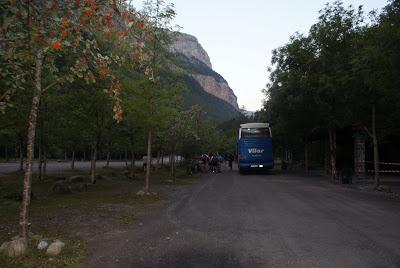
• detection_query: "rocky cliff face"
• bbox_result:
[171,33,239,111]
[192,74,239,111]
[170,33,212,69]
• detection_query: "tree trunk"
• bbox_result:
[125,149,128,168]
[161,151,164,167]
[64,151,67,161]
[90,146,97,184]
[372,104,380,187]
[71,151,75,170]
[156,151,161,171]
[304,140,309,173]
[145,130,152,192]
[5,145,8,162]
[19,144,24,171]
[170,149,176,179]
[19,49,43,243]
[106,151,111,168]
[38,142,43,180]
[43,152,47,176]
[38,101,44,180]
[329,126,337,180]
[324,143,330,174]
[130,150,135,169]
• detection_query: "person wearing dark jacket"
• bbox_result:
[228,153,234,171]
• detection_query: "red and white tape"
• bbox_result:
[356,161,400,166]
[367,170,400,173]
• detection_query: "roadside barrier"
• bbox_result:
[356,160,400,173]
[367,170,400,173]
[363,161,400,166]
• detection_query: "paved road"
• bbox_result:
[85,169,400,268]
[0,157,175,175]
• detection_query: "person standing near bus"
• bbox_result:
[200,154,209,173]
[216,152,224,173]
[228,153,234,171]
[209,153,218,173]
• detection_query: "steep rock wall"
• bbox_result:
[171,33,239,111]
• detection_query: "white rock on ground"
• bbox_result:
[37,241,49,250]
[46,240,65,256]
[0,238,27,257]
[136,189,146,196]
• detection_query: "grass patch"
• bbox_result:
[116,212,137,225]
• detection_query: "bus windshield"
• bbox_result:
[241,127,271,139]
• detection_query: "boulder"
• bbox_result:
[68,175,85,183]
[69,183,88,192]
[136,189,146,196]
[136,189,157,196]
[124,170,138,180]
[376,185,392,193]
[0,238,27,257]
[52,181,71,194]
[46,240,65,256]
[37,240,48,250]
[53,176,66,182]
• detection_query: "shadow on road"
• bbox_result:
[132,248,246,268]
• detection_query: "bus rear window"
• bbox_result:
[241,128,270,138]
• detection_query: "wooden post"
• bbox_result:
[353,131,366,183]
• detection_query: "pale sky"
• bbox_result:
[136,0,388,111]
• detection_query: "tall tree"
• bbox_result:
[308,1,363,178]
[138,0,177,193]
[0,0,150,244]
[350,0,400,187]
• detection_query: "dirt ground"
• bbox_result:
[0,166,198,267]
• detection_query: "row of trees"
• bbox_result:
[261,1,400,185]
[0,0,232,244]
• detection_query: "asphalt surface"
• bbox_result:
[84,168,400,268]
[0,158,174,175]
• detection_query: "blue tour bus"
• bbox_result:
[237,123,274,172]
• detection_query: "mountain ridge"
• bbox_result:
[170,32,239,112]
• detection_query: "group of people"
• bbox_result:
[199,153,235,173]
